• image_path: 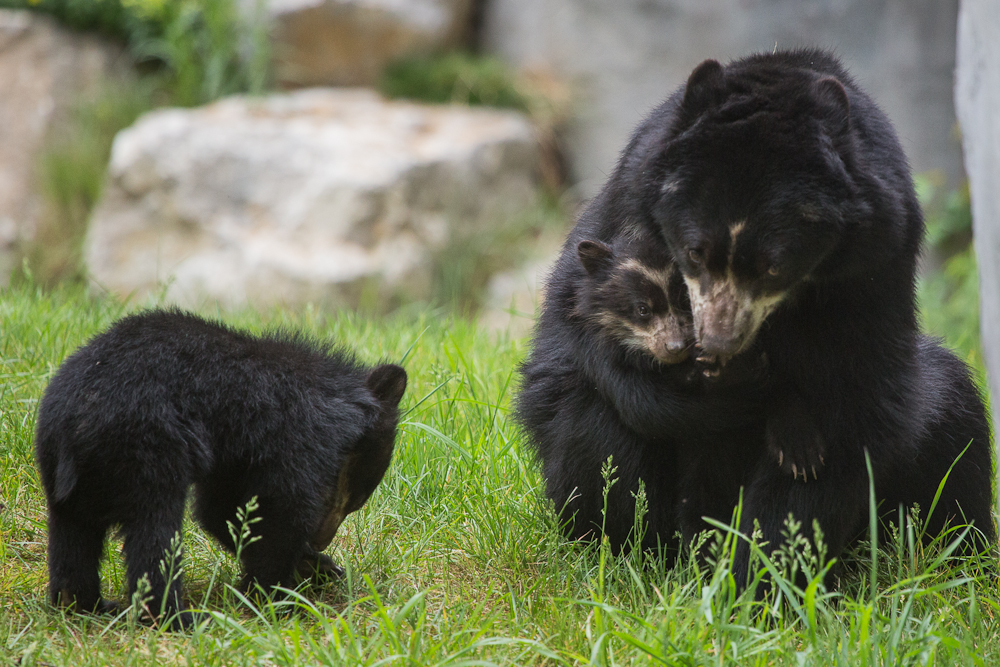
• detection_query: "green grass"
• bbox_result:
[2,284,998,665]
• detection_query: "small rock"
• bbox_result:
[265,0,474,87]
[85,88,540,309]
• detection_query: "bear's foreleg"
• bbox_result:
[731,455,869,596]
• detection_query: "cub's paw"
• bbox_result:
[135,605,207,631]
[96,598,123,615]
[766,405,826,482]
[54,591,122,616]
[297,548,346,584]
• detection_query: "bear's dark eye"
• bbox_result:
[637,304,651,319]
[687,248,704,266]
[767,265,780,277]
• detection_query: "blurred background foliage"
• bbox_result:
[0,0,134,35]
[380,52,531,111]
[5,0,275,285]
[0,0,986,342]
[915,175,984,383]
[0,0,270,104]
[25,78,159,284]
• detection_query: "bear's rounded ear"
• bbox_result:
[682,59,726,116]
[367,364,407,407]
[813,76,851,136]
[577,240,614,275]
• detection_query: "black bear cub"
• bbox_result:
[35,310,407,629]
[516,235,692,552]
[517,230,767,553]
[575,237,693,366]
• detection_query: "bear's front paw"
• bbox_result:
[296,548,346,584]
[766,407,826,482]
[695,350,769,387]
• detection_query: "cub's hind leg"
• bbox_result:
[120,490,195,629]
[46,507,114,614]
[193,468,248,555]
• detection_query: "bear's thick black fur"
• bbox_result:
[517,227,767,553]
[518,49,994,585]
[35,310,407,628]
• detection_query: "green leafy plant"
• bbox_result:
[0,0,137,35]
[380,52,530,111]
[0,0,271,102]
[128,0,271,106]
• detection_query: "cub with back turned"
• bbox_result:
[35,309,407,629]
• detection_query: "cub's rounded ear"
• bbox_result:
[577,240,614,275]
[682,59,726,116]
[813,76,850,136]
[367,364,407,407]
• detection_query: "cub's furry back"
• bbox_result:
[35,309,407,629]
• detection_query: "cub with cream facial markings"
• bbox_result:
[517,226,767,554]
[35,310,407,629]
[575,238,693,366]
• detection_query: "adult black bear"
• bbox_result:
[639,49,993,583]
[519,48,994,587]
[35,310,407,628]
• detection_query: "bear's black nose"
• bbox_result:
[698,333,742,358]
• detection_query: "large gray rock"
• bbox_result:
[265,0,474,87]
[483,0,964,197]
[0,9,121,284]
[955,0,1000,454]
[85,88,539,309]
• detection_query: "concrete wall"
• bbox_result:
[955,0,1000,461]
[483,0,964,197]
